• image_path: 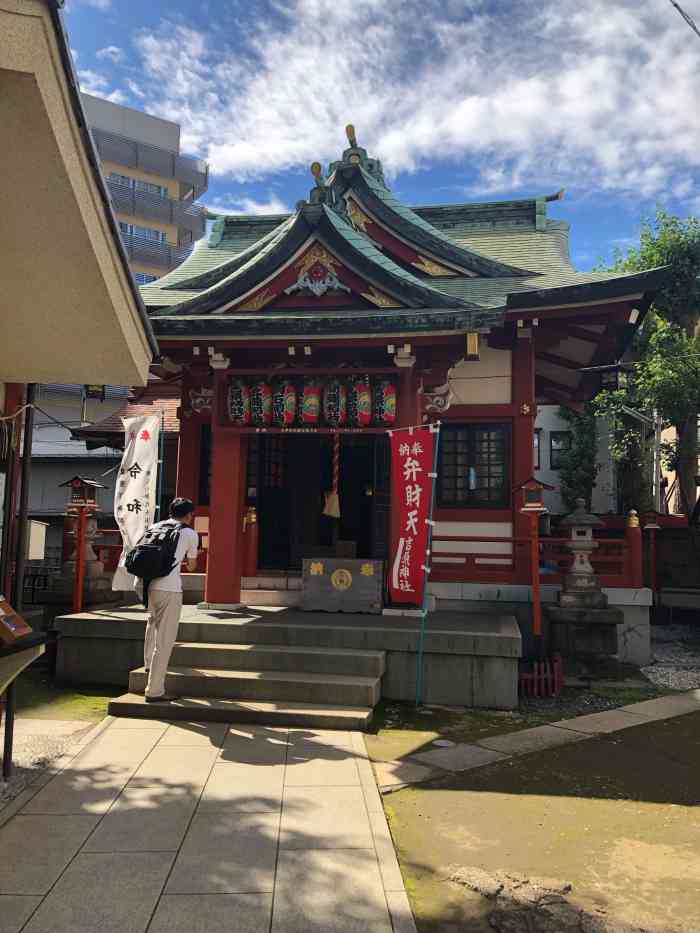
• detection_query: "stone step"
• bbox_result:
[170,642,386,677]
[108,693,373,730]
[128,666,382,707]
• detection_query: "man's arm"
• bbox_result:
[184,529,199,572]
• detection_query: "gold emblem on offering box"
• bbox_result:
[360,563,374,577]
[331,568,353,591]
[309,562,324,576]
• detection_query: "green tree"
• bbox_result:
[595,210,700,517]
[556,404,599,512]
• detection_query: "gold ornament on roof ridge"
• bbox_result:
[412,255,458,277]
[296,243,341,277]
[361,286,401,309]
[346,124,358,147]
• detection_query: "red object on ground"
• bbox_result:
[519,654,564,697]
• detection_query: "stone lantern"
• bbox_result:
[558,498,607,608]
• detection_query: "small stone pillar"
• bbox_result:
[545,498,623,664]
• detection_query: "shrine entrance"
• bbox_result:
[250,433,390,573]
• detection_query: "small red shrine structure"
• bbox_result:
[137,126,664,608]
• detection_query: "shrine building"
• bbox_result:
[138,126,664,614]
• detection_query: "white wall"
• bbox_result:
[448,347,511,405]
[81,93,180,152]
[534,405,616,515]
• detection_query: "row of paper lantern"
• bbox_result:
[227,377,397,427]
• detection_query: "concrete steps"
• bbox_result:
[108,693,373,730]
[170,642,386,677]
[128,665,382,707]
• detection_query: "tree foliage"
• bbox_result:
[556,405,599,512]
[594,210,700,516]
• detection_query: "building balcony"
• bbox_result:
[119,232,193,269]
[107,179,207,237]
[91,127,209,198]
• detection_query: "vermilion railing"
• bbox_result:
[431,524,644,588]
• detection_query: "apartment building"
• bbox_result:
[81,93,209,283]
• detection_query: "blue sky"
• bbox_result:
[64,0,700,270]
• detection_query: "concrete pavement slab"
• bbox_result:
[199,762,284,812]
[287,729,354,748]
[285,744,360,787]
[105,716,170,731]
[477,724,592,756]
[22,851,173,933]
[372,759,437,790]
[367,808,404,893]
[220,727,288,765]
[620,689,700,720]
[385,890,419,933]
[149,893,273,933]
[414,743,510,772]
[129,746,219,787]
[0,814,99,894]
[83,783,199,852]
[166,810,279,894]
[280,787,373,849]
[271,848,392,933]
[157,722,228,747]
[22,730,163,815]
[551,709,650,734]
[0,895,43,932]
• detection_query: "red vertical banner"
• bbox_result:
[389,425,438,605]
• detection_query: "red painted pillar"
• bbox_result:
[204,375,246,606]
[625,510,643,588]
[175,375,206,502]
[512,335,536,584]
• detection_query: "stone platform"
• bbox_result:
[54,605,522,719]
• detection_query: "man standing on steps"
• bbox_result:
[143,497,200,703]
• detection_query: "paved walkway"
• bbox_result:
[0,719,415,933]
[373,688,700,791]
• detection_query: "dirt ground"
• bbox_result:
[384,711,700,933]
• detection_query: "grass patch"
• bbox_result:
[15,669,121,721]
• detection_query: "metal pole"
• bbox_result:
[4,384,36,781]
[155,409,165,520]
[12,383,36,612]
[652,411,662,514]
[416,422,440,707]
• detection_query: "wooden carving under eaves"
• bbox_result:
[412,255,458,277]
[361,286,402,309]
[235,288,276,312]
[346,199,372,233]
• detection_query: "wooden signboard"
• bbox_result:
[0,596,33,644]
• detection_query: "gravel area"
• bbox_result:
[0,719,94,810]
[518,688,642,721]
[642,623,700,690]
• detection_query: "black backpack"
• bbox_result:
[125,520,183,605]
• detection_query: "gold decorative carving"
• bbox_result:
[360,563,375,577]
[361,286,402,309]
[310,561,325,576]
[297,244,341,278]
[347,199,372,232]
[627,509,640,528]
[236,288,274,312]
[412,255,458,277]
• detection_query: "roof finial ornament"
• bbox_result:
[310,161,324,188]
[307,161,328,205]
[345,124,358,148]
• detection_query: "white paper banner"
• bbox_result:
[112,414,160,590]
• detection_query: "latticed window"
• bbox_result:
[438,423,510,508]
[550,431,572,469]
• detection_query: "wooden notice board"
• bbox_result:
[0,596,33,644]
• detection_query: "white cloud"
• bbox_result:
[125,79,146,99]
[204,194,290,215]
[78,69,127,105]
[81,0,111,8]
[96,45,124,64]
[129,0,700,208]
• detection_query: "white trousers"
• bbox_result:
[144,589,182,698]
